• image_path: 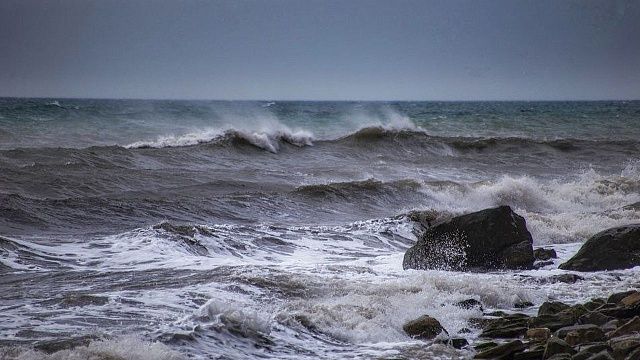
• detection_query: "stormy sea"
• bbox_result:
[1,98,639,359]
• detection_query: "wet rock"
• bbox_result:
[474,341,499,352]
[403,206,535,271]
[447,337,469,349]
[601,319,619,333]
[628,347,640,360]
[529,313,576,332]
[513,348,545,360]
[559,224,640,271]
[481,314,530,338]
[608,316,640,338]
[584,350,614,360]
[546,274,584,284]
[607,290,638,304]
[543,337,575,359]
[608,334,640,359]
[583,298,606,311]
[621,292,640,307]
[538,301,570,316]
[515,301,534,309]
[59,294,109,308]
[546,354,572,360]
[578,311,615,326]
[555,324,603,339]
[564,327,606,346]
[572,343,610,360]
[455,298,484,311]
[475,339,525,359]
[534,248,557,261]
[526,327,551,342]
[403,315,446,340]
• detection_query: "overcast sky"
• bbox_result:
[1,0,639,100]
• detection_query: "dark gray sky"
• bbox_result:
[1,0,639,100]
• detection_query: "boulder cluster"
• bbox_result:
[401,206,640,359]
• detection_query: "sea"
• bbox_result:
[0,98,639,359]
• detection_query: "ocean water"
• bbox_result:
[0,99,639,359]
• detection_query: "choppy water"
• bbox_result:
[1,99,639,359]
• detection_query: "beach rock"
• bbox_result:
[608,334,640,359]
[546,355,572,360]
[529,313,576,332]
[526,327,551,342]
[455,298,484,311]
[608,316,640,338]
[559,224,640,271]
[628,347,640,360]
[448,337,469,349]
[515,301,534,309]
[621,292,640,307]
[474,339,525,359]
[584,350,614,360]
[403,206,535,271]
[578,311,615,326]
[607,290,638,304]
[601,320,620,333]
[555,324,603,339]
[538,301,570,316]
[402,315,446,340]
[534,248,557,261]
[543,337,575,358]
[513,348,545,360]
[563,327,606,346]
[480,314,530,338]
[572,343,610,360]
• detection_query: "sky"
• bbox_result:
[1,0,639,101]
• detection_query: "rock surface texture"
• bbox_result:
[559,224,640,271]
[403,206,535,271]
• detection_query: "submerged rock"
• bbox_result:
[534,247,558,261]
[403,206,535,271]
[403,315,446,340]
[559,224,640,271]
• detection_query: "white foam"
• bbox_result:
[1,336,184,360]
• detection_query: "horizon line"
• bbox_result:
[1,95,639,102]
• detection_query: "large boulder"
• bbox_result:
[403,206,535,271]
[559,224,640,272]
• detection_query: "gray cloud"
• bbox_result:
[1,0,639,100]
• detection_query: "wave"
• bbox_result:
[293,178,422,198]
[125,128,314,153]
[119,126,639,155]
[0,336,184,360]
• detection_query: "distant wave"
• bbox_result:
[293,178,422,198]
[126,128,314,153]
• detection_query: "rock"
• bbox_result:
[403,206,535,271]
[529,314,576,332]
[564,328,606,346]
[534,248,558,261]
[543,337,576,359]
[515,301,534,309]
[513,348,545,360]
[584,350,614,360]
[555,324,603,340]
[621,292,640,307]
[601,320,619,333]
[628,347,640,360]
[559,224,640,271]
[572,343,610,360]
[546,355,572,360]
[403,315,446,340]
[578,311,615,326]
[475,340,525,359]
[609,316,640,338]
[526,327,551,342]
[547,274,584,284]
[448,337,469,349]
[474,341,499,352]
[481,314,530,338]
[608,334,640,359]
[538,301,571,316]
[455,298,484,311]
[607,290,638,304]
[583,298,606,311]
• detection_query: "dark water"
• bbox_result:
[1,99,639,359]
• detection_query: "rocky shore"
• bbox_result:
[402,206,640,359]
